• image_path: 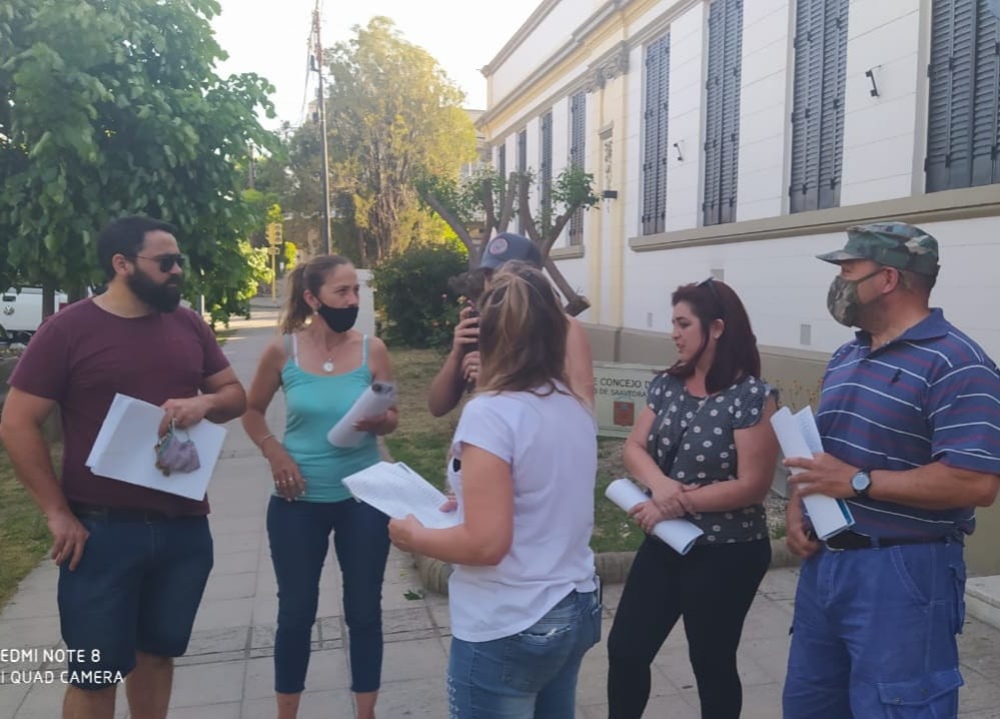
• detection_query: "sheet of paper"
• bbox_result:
[327,382,397,448]
[85,393,227,501]
[770,406,854,540]
[343,461,462,529]
[605,478,704,555]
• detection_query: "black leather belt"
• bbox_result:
[825,530,952,551]
[69,502,177,522]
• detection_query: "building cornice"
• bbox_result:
[477,0,699,137]
[628,186,1000,252]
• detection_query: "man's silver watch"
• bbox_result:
[850,470,872,499]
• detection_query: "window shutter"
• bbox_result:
[818,0,848,210]
[642,34,670,236]
[704,0,742,226]
[540,112,553,229]
[972,0,1000,186]
[569,92,586,245]
[498,144,506,185]
[516,129,527,232]
[719,0,743,224]
[927,0,978,191]
[789,0,847,213]
[703,1,726,226]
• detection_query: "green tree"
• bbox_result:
[419,167,598,316]
[0,0,277,318]
[289,17,476,265]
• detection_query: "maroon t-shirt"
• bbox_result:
[7,299,230,515]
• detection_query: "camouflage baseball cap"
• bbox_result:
[817,221,940,277]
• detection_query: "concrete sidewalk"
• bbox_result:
[2,309,1000,718]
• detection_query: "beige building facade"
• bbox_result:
[478,0,1000,573]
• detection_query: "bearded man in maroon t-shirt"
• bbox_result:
[0,216,246,719]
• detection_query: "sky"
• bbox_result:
[210,0,542,129]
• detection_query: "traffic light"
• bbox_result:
[266,222,283,246]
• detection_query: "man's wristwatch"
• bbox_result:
[850,470,872,499]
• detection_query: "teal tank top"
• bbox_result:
[279,333,382,503]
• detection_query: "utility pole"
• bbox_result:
[312,3,332,255]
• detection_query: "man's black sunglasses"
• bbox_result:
[135,254,185,273]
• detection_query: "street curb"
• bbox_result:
[412,538,801,597]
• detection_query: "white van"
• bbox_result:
[0,287,70,344]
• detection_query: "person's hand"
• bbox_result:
[785,494,821,559]
[629,500,669,533]
[389,514,425,553]
[265,445,307,501]
[461,351,480,385]
[785,453,857,499]
[354,411,389,435]
[440,492,458,513]
[451,307,480,355]
[46,508,90,571]
[649,478,694,518]
[159,395,211,434]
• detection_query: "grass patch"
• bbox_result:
[383,347,643,553]
[384,348,460,491]
[0,446,61,608]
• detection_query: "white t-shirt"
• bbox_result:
[447,384,598,642]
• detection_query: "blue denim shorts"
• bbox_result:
[448,589,602,718]
[57,513,213,690]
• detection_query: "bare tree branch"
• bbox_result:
[420,191,476,251]
[544,257,590,317]
[518,175,542,244]
[482,177,498,232]
[540,210,575,257]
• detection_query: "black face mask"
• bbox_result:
[316,304,358,333]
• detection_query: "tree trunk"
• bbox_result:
[41,276,57,319]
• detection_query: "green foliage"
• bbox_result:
[204,240,274,327]
[282,17,476,265]
[0,0,278,319]
[371,242,469,348]
[282,240,298,270]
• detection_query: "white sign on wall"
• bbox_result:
[592,361,661,438]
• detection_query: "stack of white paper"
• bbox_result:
[327,382,397,448]
[605,478,704,555]
[343,461,462,529]
[85,393,227,501]
[769,406,854,540]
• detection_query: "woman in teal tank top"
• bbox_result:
[242,255,398,719]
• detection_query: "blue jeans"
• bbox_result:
[447,589,602,719]
[267,496,390,694]
[58,513,213,690]
[783,541,967,718]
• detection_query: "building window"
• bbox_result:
[926,0,1000,192]
[703,0,743,227]
[569,91,586,245]
[789,0,848,213]
[642,33,670,236]
[540,111,553,230]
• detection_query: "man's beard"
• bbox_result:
[127,268,182,313]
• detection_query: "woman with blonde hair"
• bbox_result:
[242,255,397,719]
[389,262,601,718]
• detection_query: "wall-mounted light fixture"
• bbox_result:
[673,141,684,162]
[865,67,880,98]
[602,190,618,199]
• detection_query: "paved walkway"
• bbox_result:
[2,307,1000,718]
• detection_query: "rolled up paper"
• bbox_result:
[605,478,704,555]
[327,382,397,448]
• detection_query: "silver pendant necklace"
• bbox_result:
[322,358,335,373]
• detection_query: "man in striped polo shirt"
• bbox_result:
[780,222,1000,718]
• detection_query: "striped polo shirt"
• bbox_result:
[817,308,1000,539]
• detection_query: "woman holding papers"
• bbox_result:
[241,255,398,719]
[606,278,779,719]
[387,264,601,719]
